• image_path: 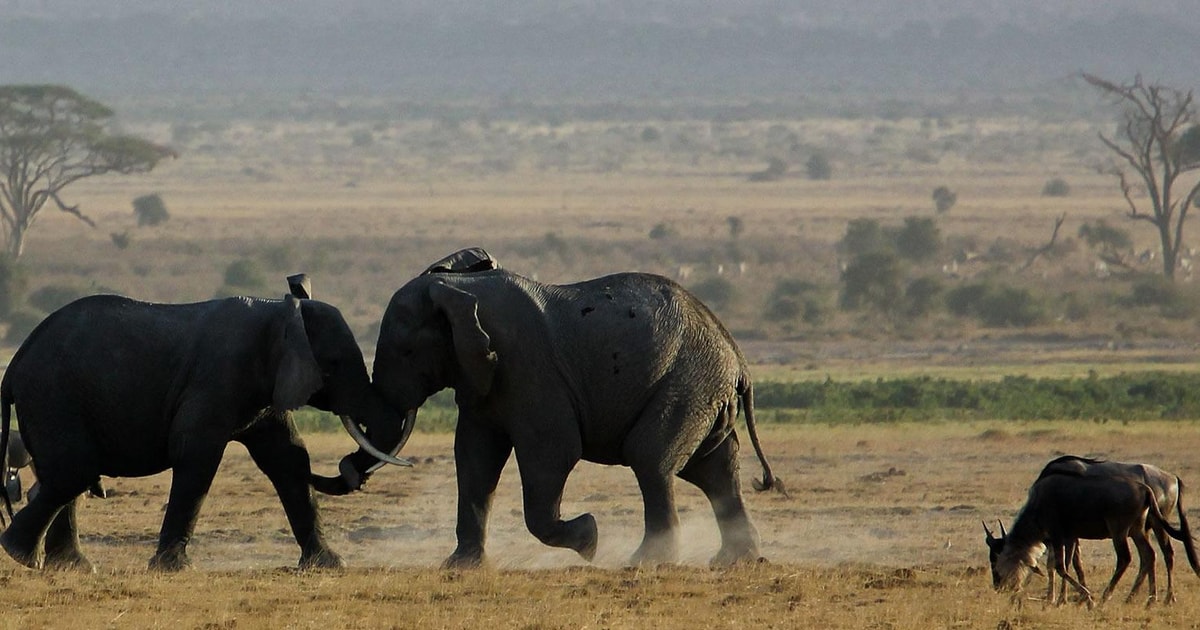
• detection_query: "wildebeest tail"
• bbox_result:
[1170,477,1200,577]
[738,374,785,497]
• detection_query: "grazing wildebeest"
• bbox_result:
[986,456,1200,604]
[991,471,1195,607]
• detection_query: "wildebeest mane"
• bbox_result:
[1035,455,1108,480]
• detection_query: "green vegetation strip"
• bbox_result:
[753,372,1200,423]
[295,372,1200,433]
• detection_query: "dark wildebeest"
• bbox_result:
[985,455,1199,604]
[991,471,1196,607]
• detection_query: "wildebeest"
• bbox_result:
[986,455,1200,604]
[990,471,1196,607]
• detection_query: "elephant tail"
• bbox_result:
[740,375,786,498]
[1,383,13,524]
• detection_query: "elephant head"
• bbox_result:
[275,278,414,495]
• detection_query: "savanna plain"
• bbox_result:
[3,102,1200,628]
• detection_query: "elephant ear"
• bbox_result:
[272,294,323,410]
[428,281,497,396]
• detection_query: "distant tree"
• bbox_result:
[132,193,170,227]
[640,126,661,142]
[840,251,902,312]
[726,215,744,239]
[1084,73,1200,280]
[839,218,888,257]
[806,153,833,180]
[1042,178,1071,197]
[648,222,676,240]
[0,85,174,259]
[749,157,788,182]
[932,186,957,213]
[892,217,941,262]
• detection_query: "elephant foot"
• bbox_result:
[565,513,598,562]
[442,547,486,570]
[0,530,43,570]
[44,550,95,573]
[299,547,345,570]
[148,547,192,572]
[628,533,678,567]
[709,545,761,567]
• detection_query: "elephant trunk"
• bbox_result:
[310,408,417,495]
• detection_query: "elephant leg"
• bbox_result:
[150,426,226,572]
[0,481,84,570]
[43,498,92,572]
[627,464,678,566]
[444,421,513,569]
[238,416,342,570]
[1,419,97,571]
[512,439,596,562]
[678,431,761,566]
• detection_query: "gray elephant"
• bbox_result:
[3,433,106,517]
[0,280,411,572]
[369,250,780,568]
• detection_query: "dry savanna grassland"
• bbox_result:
[2,106,1200,628]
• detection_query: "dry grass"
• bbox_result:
[4,424,1200,628]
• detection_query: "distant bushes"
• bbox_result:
[752,372,1200,423]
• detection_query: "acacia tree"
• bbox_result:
[0,85,174,259]
[1084,73,1200,280]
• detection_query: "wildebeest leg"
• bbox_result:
[42,497,92,572]
[1070,539,1087,599]
[1052,541,1094,608]
[677,431,760,566]
[1125,531,1157,605]
[1100,536,1133,603]
[1152,524,1176,604]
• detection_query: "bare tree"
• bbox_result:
[1084,73,1200,280]
[0,85,174,259]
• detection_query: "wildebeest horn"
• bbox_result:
[340,415,412,467]
[998,521,1007,538]
[982,521,995,540]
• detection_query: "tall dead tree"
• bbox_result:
[1084,73,1200,280]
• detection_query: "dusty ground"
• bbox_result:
[3,421,1200,628]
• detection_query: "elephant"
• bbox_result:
[0,279,412,572]
[369,249,781,568]
[3,432,107,521]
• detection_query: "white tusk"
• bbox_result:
[340,416,412,467]
[364,408,417,474]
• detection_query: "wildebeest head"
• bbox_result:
[983,520,1045,591]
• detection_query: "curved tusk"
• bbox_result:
[364,409,418,474]
[340,415,412,467]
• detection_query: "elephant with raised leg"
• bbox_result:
[369,249,781,568]
[0,278,412,572]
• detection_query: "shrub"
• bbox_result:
[945,283,990,317]
[840,252,902,312]
[132,194,170,227]
[975,286,1044,327]
[0,258,27,320]
[1127,276,1199,319]
[28,285,86,313]
[220,259,268,297]
[690,277,736,311]
[903,276,944,317]
[1078,220,1132,251]
[1042,178,1071,197]
[892,217,941,262]
[840,218,889,257]
[806,153,832,180]
[640,126,661,142]
[4,309,44,345]
[932,186,957,213]
[648,223,677,240]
